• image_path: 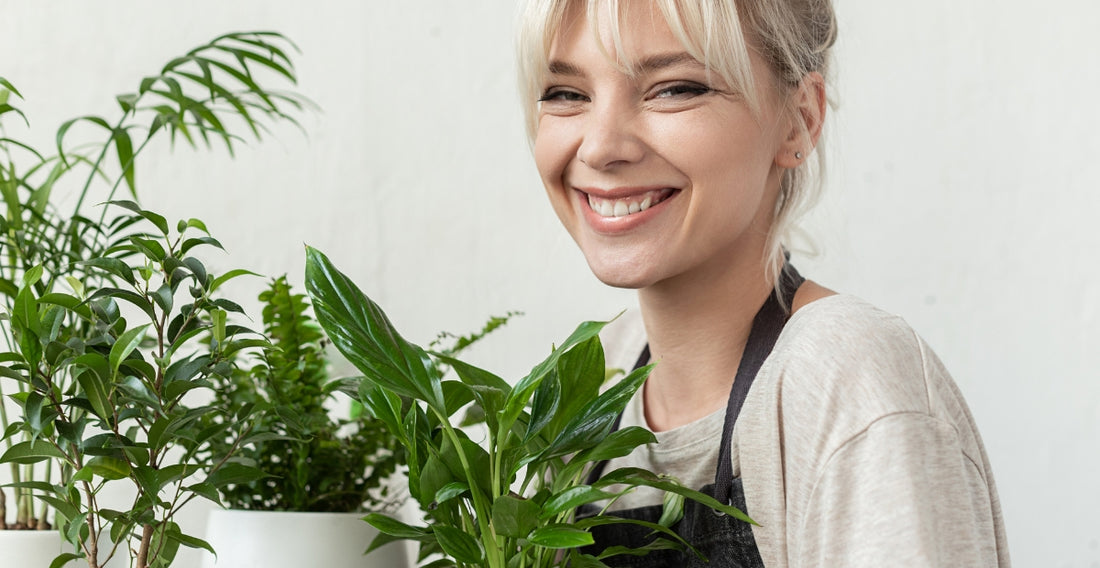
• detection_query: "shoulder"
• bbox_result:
[763,294,942,419]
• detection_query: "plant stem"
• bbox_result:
[434,414,503,568]
[136,523,154,568]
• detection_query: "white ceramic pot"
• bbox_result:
[201,510,408,568]
[0,530,71,568]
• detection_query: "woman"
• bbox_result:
[517,0,1010,566]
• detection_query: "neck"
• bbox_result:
[637,252,774,431]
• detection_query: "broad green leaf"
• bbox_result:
[49,553,83,568]
[540,485,617,519]
[418,455,454,510]
[542,363,653,459]
[562,426,657,482]
[595,467,755,524]
[39,292,93,319]
[491,494,539,538]
[547,334,607,440]
[526,367,561,443]
[305,246,443,408]
[433,525,484,564]
[433,482,469,505]
[73,359,113,422]
[86,455,131,480]
[171,531,215,554]
[499,319,609,438]
[527,524,595,549]
[79,257,135,284]
[363,513,431,540]
[109,323,150,376]
[206,267,258,292]
[109,200,170,235]
[0,439,66,464]
[130,235,167,261]
[206,462,268,487]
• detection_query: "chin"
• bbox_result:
[584,257,657,290]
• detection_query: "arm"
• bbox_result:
[794,412,1002,567]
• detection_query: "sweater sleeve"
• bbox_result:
[794,412,1001,567]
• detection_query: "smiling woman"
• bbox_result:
[518,1,1011,567]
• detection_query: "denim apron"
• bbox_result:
[579,266,804,568]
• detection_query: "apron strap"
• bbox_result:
[713,264,803,505]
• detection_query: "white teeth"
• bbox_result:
[587,189,670,219]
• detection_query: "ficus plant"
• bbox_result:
[0,31,308,567]
[304,247,753,568]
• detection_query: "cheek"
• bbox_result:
[533,119,575,187]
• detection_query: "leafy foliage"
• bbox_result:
[206,276,401,513]
[304,247,752,568]
[0,31,307,568]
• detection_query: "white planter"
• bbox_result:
[201,510,408,568]
[0,530,71,568]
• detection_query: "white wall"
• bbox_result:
[1,1,1097,566]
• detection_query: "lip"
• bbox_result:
[573,185,680,234]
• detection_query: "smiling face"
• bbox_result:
[533,2,797,291]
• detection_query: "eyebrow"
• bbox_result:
[546,51,704,78]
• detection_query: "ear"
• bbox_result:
[775,71,826,168]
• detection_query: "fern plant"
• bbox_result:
[207,276,402,513]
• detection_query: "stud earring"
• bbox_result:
[795,151,804,160]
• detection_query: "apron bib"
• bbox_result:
[580,265,804,568]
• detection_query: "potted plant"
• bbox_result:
[0,31,308,567]
[304,247,753,568]
[198,275,408,568]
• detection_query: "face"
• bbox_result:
[533,2,794,291]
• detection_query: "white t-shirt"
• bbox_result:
[598,295,1011,567]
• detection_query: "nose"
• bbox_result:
[576,102,645,170]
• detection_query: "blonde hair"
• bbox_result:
[517,0,837,289]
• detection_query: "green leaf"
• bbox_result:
[542,363,653,459]
[130,235,167,261]
[49,553,83,568]
[113,127,137,198]
[564,426,657,481]
[109,323,150,376]
[595,467,755,524]
[86,455,132,480]
[500,319,609,438]
[305,246,443,409]
[540,485,617,519]
[433,482,469,505]
[527,525,595,549]
[79,257,135,284]
[110,200,170,235]
[0,439,66,464]
[73,357,114,421]
[363,513,431,540]
[433,525,484,564]
[491,494,540,538]
[206,463,268,487]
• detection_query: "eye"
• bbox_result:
[537,88,589,103]
[651,82,712,99]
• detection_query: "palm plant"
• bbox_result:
[0,31,308,567]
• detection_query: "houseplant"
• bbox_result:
[304,247,753,568]
[0,31,308,567]
[199,276,408,567]
[199,276,520,567]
